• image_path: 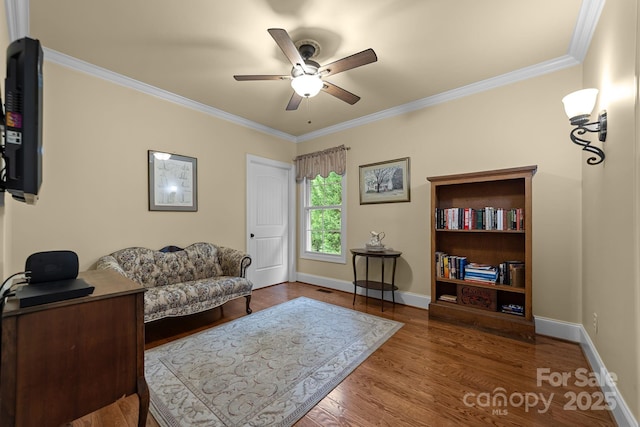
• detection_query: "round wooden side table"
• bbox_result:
[350,248,402,311]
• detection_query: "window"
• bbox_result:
[300,171,346,263]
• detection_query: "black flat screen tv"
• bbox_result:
[1,37,43,204]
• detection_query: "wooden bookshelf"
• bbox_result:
[427,166,536,341]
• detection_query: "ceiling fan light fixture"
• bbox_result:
[291,74,323,98]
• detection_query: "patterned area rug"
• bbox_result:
[145,296,403,427]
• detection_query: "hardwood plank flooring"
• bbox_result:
[143,282,616,427]
[67,394,140,427]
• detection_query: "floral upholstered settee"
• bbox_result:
[96,242,253,322]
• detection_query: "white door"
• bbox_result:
[246,155,295,289]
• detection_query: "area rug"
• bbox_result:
[145,296,403,427]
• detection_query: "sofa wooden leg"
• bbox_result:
[245,295,252,314]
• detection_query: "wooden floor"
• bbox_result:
[140,282,616,427]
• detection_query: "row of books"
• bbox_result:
[501,304,524,316]
[465,263,499,284]
[435,252,467,280]
[435,252,525,286]
[498,261,525,287]
[435,207,524,231]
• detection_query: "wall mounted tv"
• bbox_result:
[0,37,43,205]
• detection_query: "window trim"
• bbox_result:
[299,173,347,264]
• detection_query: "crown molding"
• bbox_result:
[297,55,580,142]
[43,48,297,142]
[567,0,606,61]
[4,0,29,41]
[7,0,601,143]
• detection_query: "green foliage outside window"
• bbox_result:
[308,172,342,254]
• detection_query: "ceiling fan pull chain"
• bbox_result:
[306,97,312,124]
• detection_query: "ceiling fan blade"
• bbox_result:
[268,28,310,73]
[321,81,361,105]
[286,92,303,111]
[233,74,289,81]
[319,48,377,77]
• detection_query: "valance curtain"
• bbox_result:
[294,145,348,182]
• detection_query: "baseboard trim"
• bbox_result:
[295,273,637,426]
[295,273,430,309]
[534,315,583,342]
[578,324,638,427]
[534,316,637,426]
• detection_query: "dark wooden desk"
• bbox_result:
[350,248,402,311]
[0,270,149,427]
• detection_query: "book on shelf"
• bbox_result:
[465,262,494,270]
[498,260,525,286]
[438,294,457,303]
[464,262,498,284]
[435,207,524,231]
[501,304,524,316]
[509,263,525,288]
[465,276,498,284]
[443,255,449,278]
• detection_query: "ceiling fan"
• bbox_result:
[233,28,378,111]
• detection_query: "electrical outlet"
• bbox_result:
[593,312,598,334]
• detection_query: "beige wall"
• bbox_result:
[1,38,586,326]
[3,62,296,273]
[1,2,638,420]
[582,0,640,417]
[297,66,585,322]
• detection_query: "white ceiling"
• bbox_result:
[13,0,602,141]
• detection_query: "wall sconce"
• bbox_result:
[561,88,607,165]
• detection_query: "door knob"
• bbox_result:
[250,233,255,238]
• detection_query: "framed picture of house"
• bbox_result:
[148,150,198,211]
[359,157,410,204]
